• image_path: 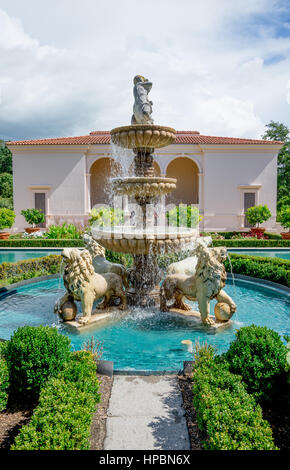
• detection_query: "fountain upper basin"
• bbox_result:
[110,124,176,150]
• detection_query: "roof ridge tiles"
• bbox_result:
[6,131,283,146]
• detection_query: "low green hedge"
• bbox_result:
[0,255,62,286]
[212,239,290,247]
[1,237,289,248]
[12,351,101,450]
[0,239,84,247]
[224,325,288,403]
[224,253,290,287]
[192,348,277,450]
[0,354,9,411]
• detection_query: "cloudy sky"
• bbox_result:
[0,0,289,141]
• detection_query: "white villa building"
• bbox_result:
[7,130,283,232]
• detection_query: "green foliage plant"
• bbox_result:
[21,208,45,227]
[88,207,123,227]
[0,355,9,411]
[12,351,101,450]
[225,325,288,403]
[166,204,201,228]
[192,345,277,450]
[45,222,83,239]
[0,208,15,231]
[4,326,71,399]
[245,205,272,228]
[0,173,13,198]
[278,205,290,232]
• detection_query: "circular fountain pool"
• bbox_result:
[0,277,289,371]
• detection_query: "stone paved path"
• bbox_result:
[104,375,190,450]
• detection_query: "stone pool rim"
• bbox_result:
[0,273,289,372]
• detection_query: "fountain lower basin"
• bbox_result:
[112,176,177,198]
[91,226,198,254]
[1,277,288,371]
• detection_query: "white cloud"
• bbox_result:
[287,81,290,104]
[0,0,289,140]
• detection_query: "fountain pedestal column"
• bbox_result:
[92,123,198,308]
[127,252,161,307]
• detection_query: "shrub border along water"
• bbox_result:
[224,253,290,287]
[0,249,289,288]
[0,239,84,247]
[192,344,278,450]
[0,238,290,248]
[0,255,62,287]
[11,350,101,450]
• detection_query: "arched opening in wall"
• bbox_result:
[166,157,199,205]
[90,158,121,208]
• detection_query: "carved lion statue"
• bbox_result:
[167,236,212,276]
[55,248,127,324]
[160,244,236,325]
[83,233,128,287]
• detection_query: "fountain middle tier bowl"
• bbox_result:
[91,226,198,255]
[112,176,177,198]
[110,124,176,150]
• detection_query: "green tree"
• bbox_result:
[262,121,290,211]
[0,141,12,174]
[0,173,13,198]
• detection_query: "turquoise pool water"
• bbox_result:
[228,249,290,260]
[0,249,61,263]
[0,277,289,371]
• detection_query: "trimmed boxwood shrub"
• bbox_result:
[0,239,84,247]
[224,325,288,403]
[212,238,290,247]
[224,253,290,287]
[1,237,289,248]
[0,354,9,411]
[192,348,277,450]
[12,351,101,450]
[4,326,71,399]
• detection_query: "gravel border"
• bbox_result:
[90,374,113,450]
[178,375,203,450]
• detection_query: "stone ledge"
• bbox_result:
[62,307,129,333]
[167,307,232,329]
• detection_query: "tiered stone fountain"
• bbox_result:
[91,75,198,306]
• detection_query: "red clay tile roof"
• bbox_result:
[7,130,283,146]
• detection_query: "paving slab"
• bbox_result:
[104,375,190,450]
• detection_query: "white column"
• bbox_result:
[86,173,91,213]
[198,172,204,231]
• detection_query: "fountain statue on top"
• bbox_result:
[131,75,154,125]
[55,75,236,328]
